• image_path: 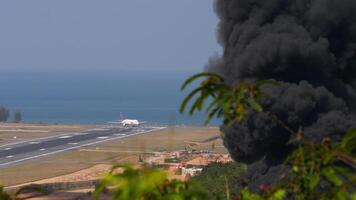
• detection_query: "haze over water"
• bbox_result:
[0,69,219,126]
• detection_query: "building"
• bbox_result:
[181,167,203,178]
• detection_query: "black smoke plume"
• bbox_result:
[207,0,356,191]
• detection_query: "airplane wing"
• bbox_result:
[108,121,123,124]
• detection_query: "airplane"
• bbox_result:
[108,119,146,127]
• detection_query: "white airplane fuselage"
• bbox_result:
[121,119,140,127]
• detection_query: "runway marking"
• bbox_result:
[74,132,88,135]
[0,126,109,148]
[68,143,78,145]
[58,136,72,139]
[80,149,162,154]
[29,141,40,144]
[97,136,109,139]
[40,149,46,151]
[0,129,49,133]
[6,156,13,158]
[0,127,166,167]
[4,148,11,150]
[114,133,126,136]
[88,128,110,131]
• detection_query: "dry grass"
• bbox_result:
[0,151,125,186]
[0,126,226,186]
[94,126,226,153]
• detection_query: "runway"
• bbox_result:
[0,126,166,168]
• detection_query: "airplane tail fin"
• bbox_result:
[119,112,124,120]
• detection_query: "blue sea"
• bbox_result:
[0,69,220,126]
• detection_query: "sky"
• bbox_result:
[0,0,221,73]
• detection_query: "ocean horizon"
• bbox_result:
[0,69,220,126]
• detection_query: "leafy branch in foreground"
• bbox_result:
[180,73,279,125]
[0,186,11,200]
[283,128,356,200]
[237,128,356,200]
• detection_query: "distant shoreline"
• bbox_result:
[0,121,218,128]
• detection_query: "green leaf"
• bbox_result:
[179,86,204,114]
[245,99,263,112]
[204,107,221,125]
[339,128,356,152]
[333,166,353,178]
[180,73,279,126]
[322,167,343,186]
[308,174,320,190]
[189,92,208,115]
[270,189,286,200]
[240,189,263,200]
[181,73,223,91]
[336,190,349,200]
[206,98,219,113]
[351,192,356,200]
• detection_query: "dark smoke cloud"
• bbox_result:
[223,81,354,162]
[209,0,356,111]
[208,0,356,191]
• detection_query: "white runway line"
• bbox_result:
[0,127,166,167]
[0,126,109,148]
[74,132,88,135]
[68,143,78,145]
[4,148,11,150]
[6,156,13,158]
[58,136,72,139]
[87,128,110,131]
[97,136,109,139]
[0,132,82,148]
[0,129,49,133]
[29,141,40,144]
[39,149,46,151]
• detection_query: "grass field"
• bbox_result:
[0,126,226,186]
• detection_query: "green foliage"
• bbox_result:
[191,162,246,200]
[240,189,286,200]
[0,186,11,200]
[238,129,356,200]
[94,165,208,200]
[338,128,356,154]
[282,129,356,200]
[180,73,279,125]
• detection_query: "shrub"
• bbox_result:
[94,165,208,200]
[0,186,11,200]
[191,162,246,200]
